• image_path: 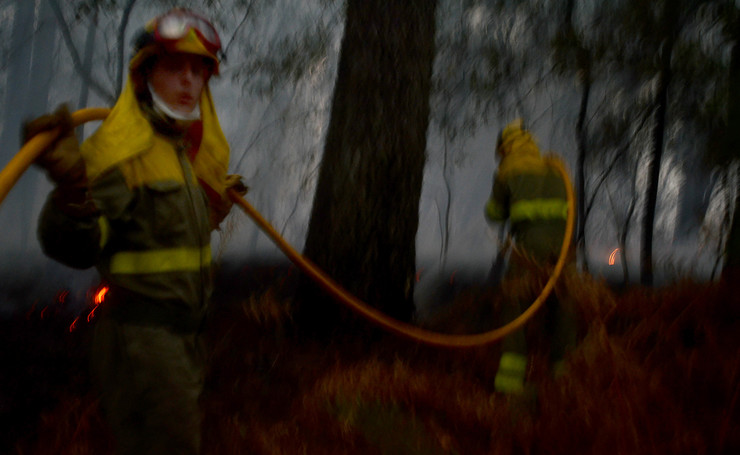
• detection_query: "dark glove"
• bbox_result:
[23,105,95,217]
[225,174,248,196]
[211,174,248,229]
[22,104,86,189]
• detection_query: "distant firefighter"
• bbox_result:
[484,119,577,395]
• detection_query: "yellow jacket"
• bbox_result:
[485,124,567,260]
[38,78,230,330]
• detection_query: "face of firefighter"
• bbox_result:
[148,52,209,114]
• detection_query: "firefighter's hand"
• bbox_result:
[225,174,248,196]
[22,104,86,188]
[211,175,248,229]
[21,104,73,145]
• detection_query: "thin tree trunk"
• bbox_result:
[576,66,591,272]
[562,0,591,272]
[301,0,437,326]
[439,133,452,267]
[115,0,138,96]
[641,63,671,286]
[48,0,115,104]
[722,189,740,280]
[722,31,740,281]
[0,0,34,157]
[641,4,676,286]
[76,6,99,137]
[0,0,40,255]
[619,198,636,285]
[23,0,57,249]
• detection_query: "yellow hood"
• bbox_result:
[81,76,230,195]
[496,122,546,180]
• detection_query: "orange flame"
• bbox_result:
[88,286,109,322]
[608,248,619,266]
[69,285,109,332]
[94,286,109,305]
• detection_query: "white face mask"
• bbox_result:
[148,82,201,121]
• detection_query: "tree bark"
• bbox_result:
[301,0,437,326]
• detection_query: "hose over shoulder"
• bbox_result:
[0,108,110,206]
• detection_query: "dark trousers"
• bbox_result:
[90,315,205,455]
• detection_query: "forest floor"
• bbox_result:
[1,264,739,454]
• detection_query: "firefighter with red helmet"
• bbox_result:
[24,8,245,454]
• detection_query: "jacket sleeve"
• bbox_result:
[37,189,102,269]
[37,166,134,270]
[484,172,509,222]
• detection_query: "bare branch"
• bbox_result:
[47,0,116,104]
[115,0,138,97]
[222,0,255,58]
[585,106,653,217]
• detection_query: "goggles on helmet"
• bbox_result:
[150,8,221,55]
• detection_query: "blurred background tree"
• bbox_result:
[719,0,740,280]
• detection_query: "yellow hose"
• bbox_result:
[0,108,111,207]
[230,154,575,348]
[2,107,575,348]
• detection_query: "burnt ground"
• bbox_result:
[1,263,739,454]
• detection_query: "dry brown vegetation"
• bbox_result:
[4,267,739,454]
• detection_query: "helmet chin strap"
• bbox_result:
[148,83,201,122]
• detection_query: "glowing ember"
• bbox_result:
[56,290,69,304]
[69,285,109,332]
[88,286,109,321]
[94,286,109,305]
[608,248,619,266]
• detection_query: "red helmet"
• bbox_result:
[130,8,222,75]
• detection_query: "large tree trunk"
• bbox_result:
[301,0,437,326]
